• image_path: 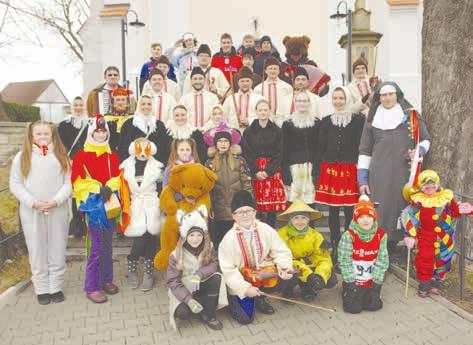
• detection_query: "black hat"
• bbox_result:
[236,67,254,82]
[213,131,232,146]
[156,55,170,66]
[148,68,165,80]
[293,66,309,80]
[260,35,272,46]
[264,57,280,69]
[231,190,256,213]
[190,67,206,78]
[241,47,257,59]
[197,44,212,56]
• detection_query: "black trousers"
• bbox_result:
[69,198,86,238]
[342,282,383,314]
[280,270,338,294]
[174,274,221,320]
[209,219,234,249]
[328,206,354,254]
[128,232,159,260]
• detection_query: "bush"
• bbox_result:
[4,102,40,122]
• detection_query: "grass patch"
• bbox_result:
[0,163,19,234]
[0,255,31,294]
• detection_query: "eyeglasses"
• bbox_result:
[233,209,256,217]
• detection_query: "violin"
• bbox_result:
[240,265,279,288]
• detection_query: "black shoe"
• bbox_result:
[301,291,317,303]
[37,294,51,305]
[200,313,223,331]
[50,291,65,303]
[255,296,275,314]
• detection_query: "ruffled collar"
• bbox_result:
[66,115,88,129]
[84,140,111,156]
[291,112,316,129]
[330,112,352,128]
[410,189,454,208]
[166,120,195,139]
[132,113,156,135]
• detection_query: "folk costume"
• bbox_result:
[104,88,134,152]
[58,110,88,238]
[218,191,293,325]
[211,46,243,82]
[141,55,181,102]
[179,68,220,130]
[10,140,72,302]
[338,196,389,314]
[277,201,337,302]
[254,58,293,127]
[281,104,319,205]
[232,48,262,92]
[117,100,171,164]
[223,67,265,131]
[204,123,253,248]
[120,139,163,291]
[141,87,176,124]
[71,115,121,303]
[289,67,322,119]
[242,117,287,227]
[401,170,473,297]
[183,44,229,98]
[357,82,431,251]
[166,206,227,330]
[315,86,365,259]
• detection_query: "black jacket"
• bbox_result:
[242,120,282,177]
[316,114,365,165]
[254,51,281,77]
[118,117,171,164]
[281,118,320,185]
[58,119,88,159]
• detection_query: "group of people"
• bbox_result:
[9,31,473,331]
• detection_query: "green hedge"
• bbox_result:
[4,102,40,122]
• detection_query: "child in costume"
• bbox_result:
[166,205,227,330]
[219,190,293,325]
[71,114,121,303]
[278,200,337,302]
[402,169,473,297]
[204,122,253,248]
[338,195,389,314]
[10,120,72,305]
[120,138,163,291]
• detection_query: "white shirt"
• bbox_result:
[142,79,181,102]
[254,78,293,127]
[182,66,229,97]
[223,90,264,129]
[179,90,220,130]
[142,89,176,124]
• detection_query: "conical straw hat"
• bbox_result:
[277,199,322,221]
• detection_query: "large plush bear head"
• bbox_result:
[282,35,311,63]
[168,163,217,201]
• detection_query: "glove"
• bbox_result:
[190,273,201,293]
[307,274,325,291]
[100,185,113,202]
[186,298,203,314]
[404,236,416,249]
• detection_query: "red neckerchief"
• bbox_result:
[34,143,48,156]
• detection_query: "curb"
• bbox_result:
[389,263,473,323]
[0,279,31,310]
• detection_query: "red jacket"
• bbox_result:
[71,150,120,185]
[211,50,242,82]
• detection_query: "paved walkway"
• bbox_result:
[1,256,472,345]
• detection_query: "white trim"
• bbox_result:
[357,155,372,169]
[418,140,430,153]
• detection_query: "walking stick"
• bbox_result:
[405,247,411,298]
[262,292,336,312]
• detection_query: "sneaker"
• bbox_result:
[50,291,65,303]
[37,294,51,305]
[255,296,275,314]
[102,282,119,295]
[86,291,107,303]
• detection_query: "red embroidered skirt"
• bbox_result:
[253,157,288,212]
[315,162,359,206]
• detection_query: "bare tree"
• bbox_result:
[0,0,90,61]
[423,1,473,240]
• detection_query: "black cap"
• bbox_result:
[293,66,309,80]
[213,131,232,146]
[190,67,206,78]
[241,47,257,59]
[197,44,212,56]
[260,35,272,46]
[231,190,256,213]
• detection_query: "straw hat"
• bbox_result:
[277,199,322,221]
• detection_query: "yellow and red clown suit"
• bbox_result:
[402,170,472,286]
[71,114,121,293]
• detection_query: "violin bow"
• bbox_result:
[262,292,337,312]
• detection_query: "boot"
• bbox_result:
[255,296,275,314]
[141,258,155,291]
[363,283,383,311]
[200,293,223,330]
[299,283,317,302]
[127,258,139,289]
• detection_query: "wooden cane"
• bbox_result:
[405,247,411,298]
[262,292,336,313]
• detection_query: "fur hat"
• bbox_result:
[352,57,368,73]
[231,190,256,213]
[236,66,254,82]
[197,44,212,56]
[190,66,205,78]
[353,195,377,222]
[176,205,208,239]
